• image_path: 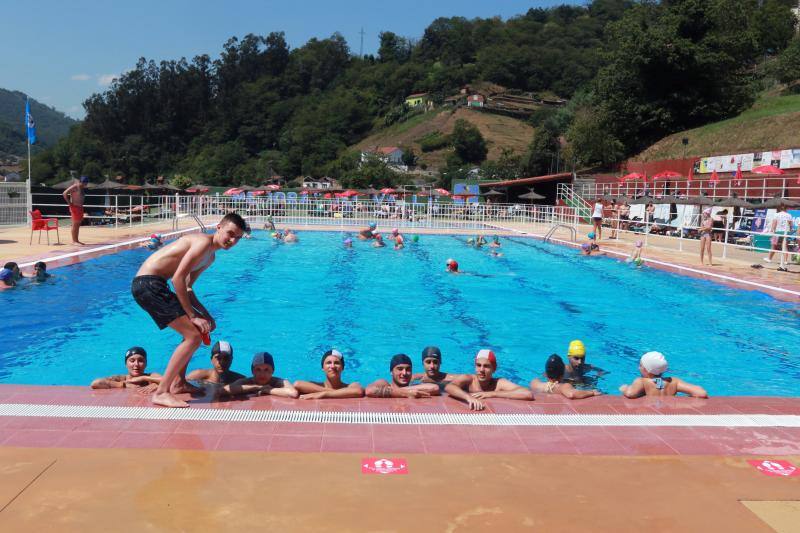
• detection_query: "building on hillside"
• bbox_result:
[301,176,338,189]
[444,94,467,107]
[405,93,431,108]
[361,146,405,167]
[467,94,485,108]
[3,172,22,182]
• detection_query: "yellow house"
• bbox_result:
[405,92,430,108]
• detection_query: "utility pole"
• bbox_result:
[359,27,365,57]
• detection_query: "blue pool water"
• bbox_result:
[2,231,799,396]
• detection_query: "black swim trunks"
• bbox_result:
[131,275,186,329]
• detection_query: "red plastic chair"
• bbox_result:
[30,210,60,245]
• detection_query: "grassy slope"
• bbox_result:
[636,94,800,161]
[354,107,535,169]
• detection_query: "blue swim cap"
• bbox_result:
[390,353,412,371]
[588,232,596,239]
[252,352,275,369]
[369,222,377,229]
[0,268,12,281]
[580,243,590,251]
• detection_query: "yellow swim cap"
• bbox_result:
[567,340,585,358]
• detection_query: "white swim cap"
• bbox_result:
[640,351,668,375]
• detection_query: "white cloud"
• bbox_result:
[97,74,119,86]
[71,74,91,81]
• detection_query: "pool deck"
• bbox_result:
[0,385,799,531]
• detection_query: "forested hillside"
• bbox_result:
[28,0,799,186]
[0,89,76,155]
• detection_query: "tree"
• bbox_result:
[524,122,561,176]
[400,146,417,167]
[773,37,800,87]
[565,106,624,167]
[480,148,522,180]
[450,119,488,165]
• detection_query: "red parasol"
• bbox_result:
[342,190,360,197]
[223,188,243,196]
[622,172,645,181]
[265,184,281,190]
[434,188,451,196]
[380,187,396,194]
[652,171,682,180]
[751,165,785,175]
[186,185,210,193]
[251,189,267,196]
[323,193,332,199]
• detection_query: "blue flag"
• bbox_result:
[25,99,36,145]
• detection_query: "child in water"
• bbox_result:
[619,351,708,398]
[373,233,386,248]
[391,228,404,250]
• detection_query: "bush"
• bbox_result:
[418,131,451,152]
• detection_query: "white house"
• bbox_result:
[361,146,405,166]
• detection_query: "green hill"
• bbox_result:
[636,93,800,161]
[354,107,535,170]
[0,88,77,156]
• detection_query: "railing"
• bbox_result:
[557,182,591,220]
[31,192,174,229]
[574,176,800,201]
[0,182,29,226]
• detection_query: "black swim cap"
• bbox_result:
[322,349,345,369]
[421,346,442,362]
[390,354,412,371]
[125,346,147,361]
[252,352,274,369]
[545,354,565,381]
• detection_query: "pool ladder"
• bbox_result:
[173,213,207,233]
[543,223,576,243]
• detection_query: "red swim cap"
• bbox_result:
[475,349,497,367]
[448,260,458,271]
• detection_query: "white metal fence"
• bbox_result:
[572,176,800,201]
[0,182,29,226]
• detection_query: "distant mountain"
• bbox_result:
[0,88,77,156]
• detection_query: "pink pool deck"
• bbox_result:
[1,385,798,456]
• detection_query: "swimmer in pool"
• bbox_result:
[391,228,404,250]
[475,235,487,248]
[446,350,533,407]
[489,249,503,258]
[373,233,386,247]
[618,351,708,398]
[294,349,364,399]
[365,354,440,399]
[91,346,162,390]
[0,267,14,289]
[272,230,285,241]
[187,340,246,385]
[445,258,460,273]
[223,352,299,398]
[284,229,298,243]
[139,233,164,250]
[530,354,601,400]
[31,261,52,282]
[489,236,501,248]
[411,346,468,385]
[264,215,276,231]
[562,340,605,383]
[359,222,377,240]
[626,240,644,266]
[343,237,353,248]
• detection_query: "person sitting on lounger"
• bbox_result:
[530,354,601,400]
[619,351,708,399]
[294,349,364,399]
[91,346,161,390]
[445,349,533,408]
[365,354,440,398]
[222,352,299,398]
[187,340,246,385]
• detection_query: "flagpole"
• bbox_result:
[26,97,32,224]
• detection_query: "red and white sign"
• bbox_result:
[361,457,408,475]
[748,460,800,477]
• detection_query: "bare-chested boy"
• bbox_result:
[365,354,440,399]
[294,349,364,399]
[63,175,89,244]
[90,346,161,391]
[222,352,299,398]
[131,212,247,408]
[445,349,533,410]
[411,346,467,385]
[187,340,246,385]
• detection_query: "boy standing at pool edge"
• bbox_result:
[132,212,247,408]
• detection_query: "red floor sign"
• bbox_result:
[362,457,408,475]
[748,460,799,477]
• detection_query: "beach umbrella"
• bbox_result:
[380,187,397,194]
[483,189,504,197]
[251,189,267,196]
[434,188,451,196]
[223,188,244,196]
[92,178,128,190]
[655,195,681,204]
[518,189,545,200]
[186,184,210,193]
[652,171,682,180]
[713,196,754,208]
[673,195,715,206]
[751,165,785,175]
[50,178,80,189]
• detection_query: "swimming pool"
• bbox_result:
[2,230,799,396]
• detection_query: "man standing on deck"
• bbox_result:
[63,176,89,245]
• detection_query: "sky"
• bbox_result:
[2,0,579,119]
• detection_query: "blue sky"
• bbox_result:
[3,0,578,119]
